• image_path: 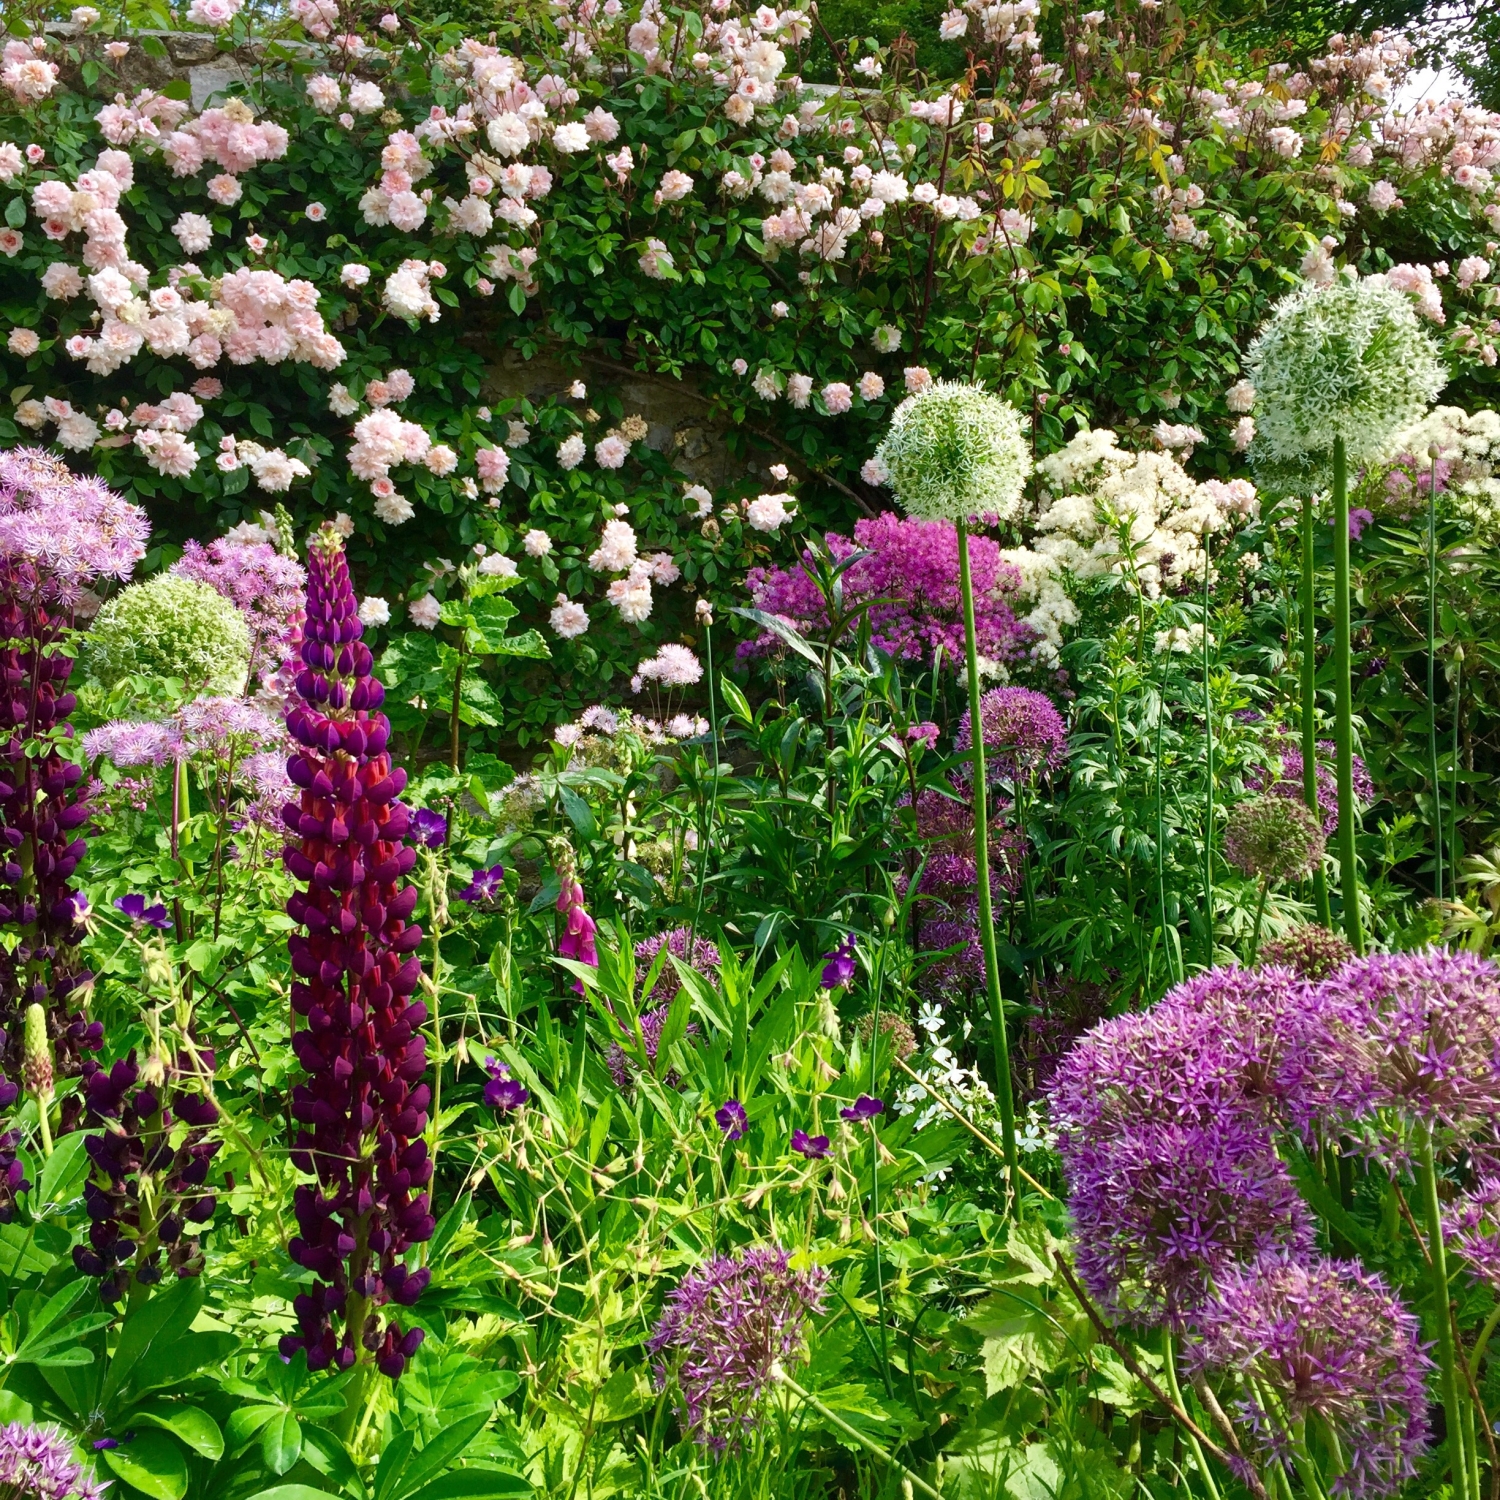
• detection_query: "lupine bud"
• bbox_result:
[279,525,433,1379]
[21,1003,53,1102]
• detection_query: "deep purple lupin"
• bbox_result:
[278,525,433,1381]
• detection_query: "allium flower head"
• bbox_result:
[875,382,1031,523]
[649,1244,828,1448]
[0,1420,108,1500]
[1246,274,1446,475]
[635,927,720,1004]
[954,686,1068,783]
[1224,793,1326,882]
[1186,1255,1430,1498]
[1314,948,1500,1151]
[1259,923,1354,980]
[87,573,251,694]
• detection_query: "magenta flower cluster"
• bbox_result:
[73,1052,220,1301]
[743,513,1033,669]
[648,1243,828,1449]
[278,526,433,1380]
[1248,733,1375,834]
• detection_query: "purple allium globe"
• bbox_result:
[1314,948,1500,1152]
[0,1419,109,1500]
[1185,1255,1430,1499]
[1258,923,1356,981]
[1247,735,1374,834]
[635,926,720,1005]
[606,1001,700,1089]
[648,1244,828,1449]
[1223,793,1326,883]
[954,686,1069,784]
[1442,1177,1500,1293]
[1016,974,1111,1102]
[1060,1114,1314,1327]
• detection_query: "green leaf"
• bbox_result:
[262,1408,303,1475]
[125,1330,238,1400]
[557,786,595,841]
[101,1429,189,1500]
[36,1130,90,1208]
[373,1428,416,1500]
[227,1404,279,1450]
[405,1473,531,1500]
[103,1278,203,1410]
[247,1488,344,1500]
[4,197,24,229]
[394,1411,490,1498]
[136,1403,224,1460]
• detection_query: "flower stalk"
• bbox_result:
[1419,1128,1472,1500]
[1299,492,1332,927]
[1330,437,1363,954]
[956,518,1019,1213]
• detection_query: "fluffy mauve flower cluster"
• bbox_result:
[171,536,305,684]
[954,686,1069,783]
[0,1421,107,1500]
[278,527,433,1380]
[1186,1255,1430,1499]
[744,513,1032,669]
[603,928,719,1088]
[649,1244,828,1449]
[0,454,143,1112]
[73,1051,220,1301]
[1223,793,1325,883]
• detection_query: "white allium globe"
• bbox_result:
[874,381,1031,523]
[1246,272,1446,476]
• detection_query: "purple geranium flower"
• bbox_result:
[457,863,505,904]
[715,1098,748,1140]
[840,1094,884,1123]
[410,808,448,848]
[820,934,857,990]
[790,1129,830,1158]
[482,1056,528,1113]
[114,892,171,930]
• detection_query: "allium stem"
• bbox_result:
[1420,1129,1472,1500]
[1202,542,1216,967]
[1330,437,1364,955]
[1249,880,1270,966]
[1162,1331,1222,1500]
[1450,649,1463,890]
[955,519,1019,1213]
[774,1369,943,1499]
[1299,493,1332,927]
[1427,453,1443,903]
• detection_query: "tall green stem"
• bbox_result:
[1162,1331,1221,1500]
[956,518,1019,1213]
[1420,1130,1472,1500]
[1450,650,1463,888]
[1300,493,1332,927]
[1427,453,1443,903]
[1330,437,1363,954]
[1202,542,1215,966]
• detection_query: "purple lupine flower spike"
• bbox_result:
[0,451,145,1120]
[279,524,433,1381]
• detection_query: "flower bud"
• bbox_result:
[22,1004,54,1102]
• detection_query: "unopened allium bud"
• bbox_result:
[1223,794,1325,883]
[1258,922,1354,980]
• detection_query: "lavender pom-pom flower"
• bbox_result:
[648,1244,828,1448]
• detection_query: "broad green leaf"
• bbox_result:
[227,1404,279,1449]
[101,1429,189,1500]
[406,1473,531,1500]
[373,1428,416,1500]
[103,1278,203,1409]
[394,1410,490,1498]
[36,1130,90,1208]
[262,1408,303,1475]
[136,1402,224,1460]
